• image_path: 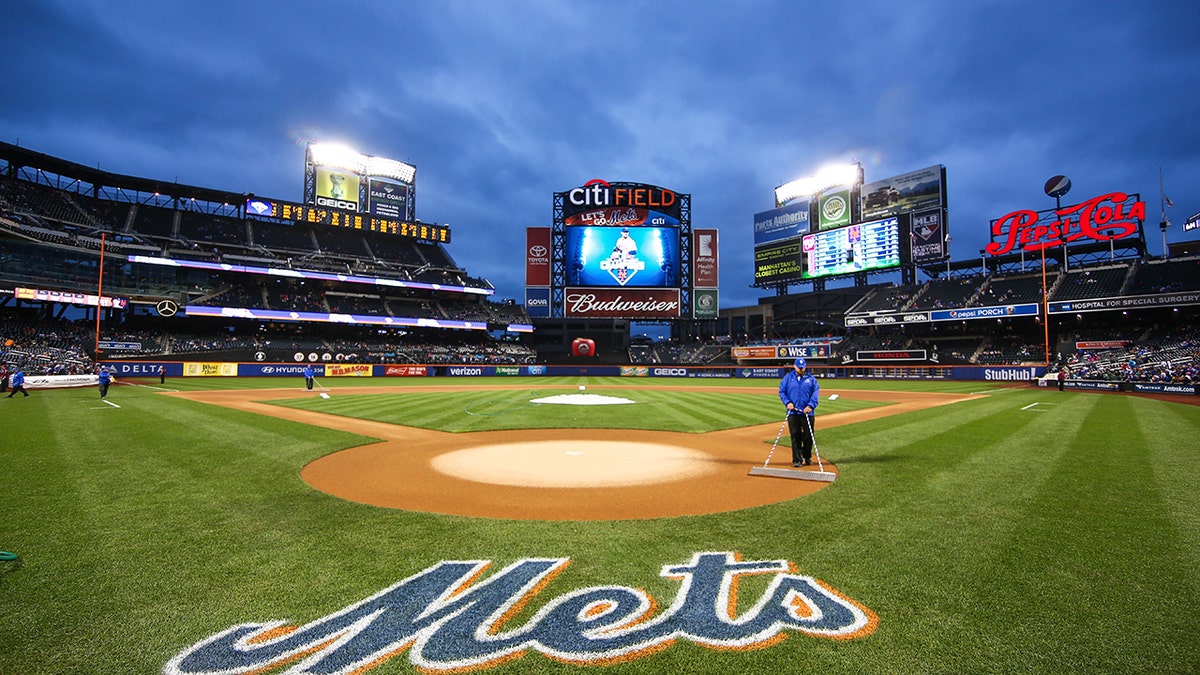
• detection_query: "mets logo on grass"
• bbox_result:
[165,551,876,674]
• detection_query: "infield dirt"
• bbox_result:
[172,385,976,521]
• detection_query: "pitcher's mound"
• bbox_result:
[431,440,713,488]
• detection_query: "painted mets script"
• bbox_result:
[165,552,876,673]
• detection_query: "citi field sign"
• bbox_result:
[561,180,683,223]
[986,191,1144,256]
[165,552,876,674]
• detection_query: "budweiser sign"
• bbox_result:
[986,192,1144,256]
[564,288,681,319]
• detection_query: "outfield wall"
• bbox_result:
[99,361,1054,383]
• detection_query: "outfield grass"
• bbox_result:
[1,377,1198,673]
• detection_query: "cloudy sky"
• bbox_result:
[3,0,1198,309]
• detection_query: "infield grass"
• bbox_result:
[1,377,1198,673]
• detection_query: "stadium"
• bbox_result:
[2,141,1199,673]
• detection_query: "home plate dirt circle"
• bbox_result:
[431,440,714,488]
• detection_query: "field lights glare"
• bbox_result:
[774,162,862,205]
[308,142,416,183]
[308,142,367,173]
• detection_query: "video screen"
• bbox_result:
[564,226,680,287]
[802,216,900,279]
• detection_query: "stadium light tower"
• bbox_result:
[774,162,861,206]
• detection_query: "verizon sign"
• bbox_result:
[564,288,681,319]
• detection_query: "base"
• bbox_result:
[748,466,837,482]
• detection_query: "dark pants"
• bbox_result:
[305,377,314,390]
[99,381,110,398]
[1057,379,1064,391]
[788,413,814,465]
[7,385,28,398]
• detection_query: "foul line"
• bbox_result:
[101,399,121,408]
[1020,402,1050,411]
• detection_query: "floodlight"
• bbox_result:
[308,142,366,173]
[774,162,862,205]
[365,156,416,184]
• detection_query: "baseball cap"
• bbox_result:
[794,357,807,368]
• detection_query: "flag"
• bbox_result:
[1164,194,1175,208]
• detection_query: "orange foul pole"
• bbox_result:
[94,232,106,359]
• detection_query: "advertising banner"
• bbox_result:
[184,362,238,377]
[325,363,372,377]
[855,350,928,362]
[239,364,322,377]
[736,367,788,379]
[817,187,852,230]
[313,167,361,211]
[754,239,805,284]
[16,286,127,309]
[949,366,1046,382]
[560,180,682,222]
[1049,291,1200,314]
[909,208,946,264]
[693,229,719,288]
[753,202,810,247]
[731,346,780,359]
[526,227,551,286]
[860,165,945,221]
[693,289,718,320]
[1076,340,1129,350]
[525,287,551,318]
[367,177,410,220]
[382,365,430,377]
[563,288,681,319]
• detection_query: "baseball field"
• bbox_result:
[1,375,1198,673]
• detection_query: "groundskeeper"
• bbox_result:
[779,357,819,467]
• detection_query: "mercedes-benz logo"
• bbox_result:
[156,300,179,317]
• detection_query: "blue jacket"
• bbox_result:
[779,370,819,413]
[303,367,314,378]
[98,370,112,384]
[12,371,25,387]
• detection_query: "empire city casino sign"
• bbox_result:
[985,191,1144,256]
[165,552,876,674]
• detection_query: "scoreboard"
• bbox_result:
[801,216,899,279]
[244,197,450,243]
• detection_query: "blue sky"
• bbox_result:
[3,0,1198,309]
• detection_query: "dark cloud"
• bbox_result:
[3,0,1198,308]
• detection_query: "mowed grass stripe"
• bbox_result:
[1137,400,1200,576]
[270,388,884,434]
[947,395,1200,671]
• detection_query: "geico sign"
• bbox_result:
[568,179,676,209]
[315,196,359,211]
[651,368,688,376]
